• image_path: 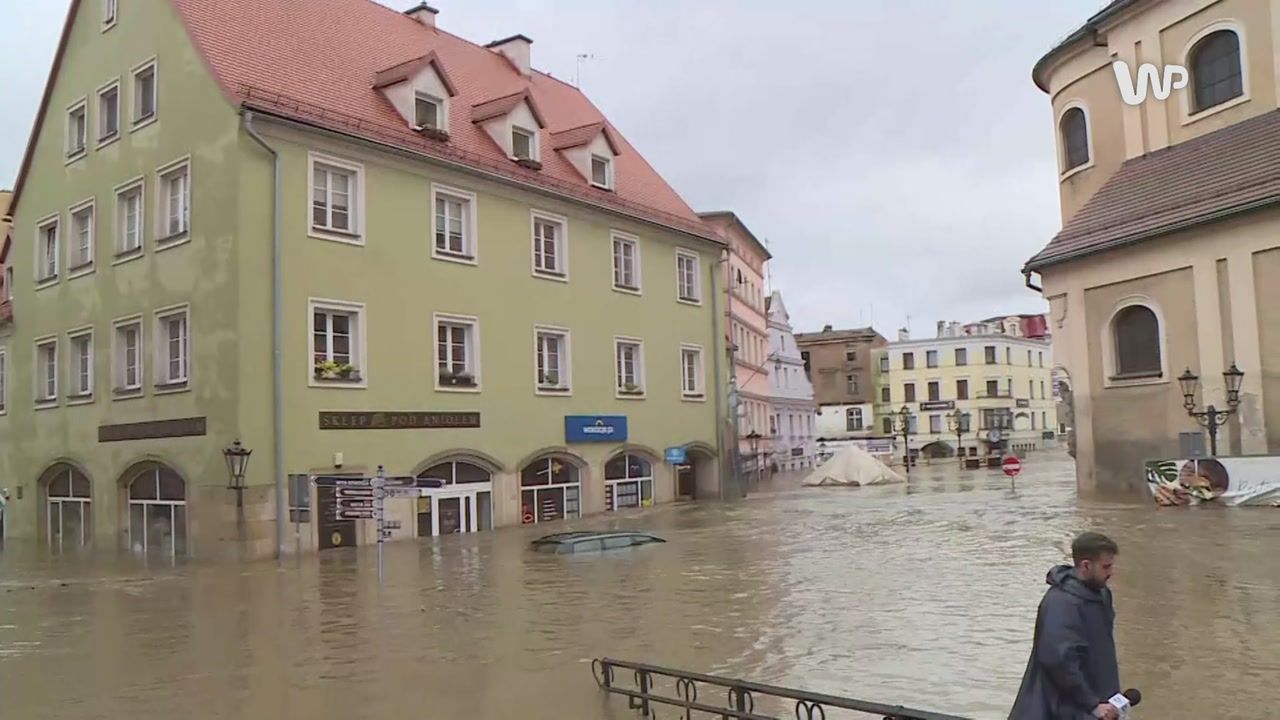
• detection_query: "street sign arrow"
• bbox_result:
[337,499,375,510]
[382,487,424,499]
[336,509,377,520]
[336,487,375,498]
[314,476,373,488]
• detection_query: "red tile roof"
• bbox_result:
[171,0,716,242]
[470,89,545,126]
[1025,109,1280,271]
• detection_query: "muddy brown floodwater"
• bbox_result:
[1,452,1277,719]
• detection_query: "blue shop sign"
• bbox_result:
[565,415,628,443]
[664,446,687,464]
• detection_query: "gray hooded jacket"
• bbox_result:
[1008,565,1120,719]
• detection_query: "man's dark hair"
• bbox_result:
[1071,532,1118,565]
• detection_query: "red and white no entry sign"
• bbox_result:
[1002,456,1023,477]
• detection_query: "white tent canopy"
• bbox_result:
[803,445,905,487]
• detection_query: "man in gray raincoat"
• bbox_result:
[1009,532,1122,720]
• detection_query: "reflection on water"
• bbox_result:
[1,453,1277,719]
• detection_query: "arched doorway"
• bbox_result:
[920,441,954,459]
[415,459,494,536]
[519,456,581,525]
[40,464,92,550]
[604,453,654,511]
[675,444,718,500]
[123,463,187,556]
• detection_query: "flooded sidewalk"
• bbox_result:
[1,451,1277,719]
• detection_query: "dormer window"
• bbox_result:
[591,154,613,189]
[415,94,442,131]
[512,126,536,161]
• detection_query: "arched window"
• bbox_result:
[416,460,493,536]
[42,464,91,550]
[604,453,654,511]
[1060,107,1089,172]
[519,456,580,524]
[126,464,187,556]
[1190,29,1243,113]
[1112,305,1162,378]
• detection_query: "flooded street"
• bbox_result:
[2,452,1278,719]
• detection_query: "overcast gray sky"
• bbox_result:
[1,0,1104,338]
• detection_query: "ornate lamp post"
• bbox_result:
[223,439,252,510]
[893,405,915,473]
[947,410,971,467]
[745,430,763,487]
[1178,364,1245,456]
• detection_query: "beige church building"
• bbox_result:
[1025,0,1279,494]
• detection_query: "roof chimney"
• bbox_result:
[897,327,910,342]
[822,324,833,333]
[405,2,438,28]
[486,34,533,76]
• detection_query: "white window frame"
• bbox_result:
[113,176,145,260]
[102,0,118,30]
[1101,295,1169,388]
[34,335,58,407]
[4,266,12,302]
[511,125,538,161]
[155,155,192,246]
[111,315,144,398]
[68,198,96,276]
[131,58,158,130]
[97,78,121,147]
[308,152,365,245]
[680,343,705,400]
[154,304,191,391]
[0,347,7,415]
[675,248,702,304]
[1056,100,1094,180]
[430,184,477,263]
[611,231,641,294]
[67,327,95,402]
[590,154,614,190]
[530,210,569,280]
[308,298,368,389]
[533,325,572,395]
[66,97,88,162]
[614,336,646,399]
[1180,21,1251,126]
[929,414,943,435]
[34,213,60,287]
[414,91,445,131]
[434,312,481,393]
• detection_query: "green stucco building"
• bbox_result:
[0,0,727,559]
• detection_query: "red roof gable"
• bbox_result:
[551,122,622,155]
[372,51,459,96]
[470,89,546,127]
[170,0,715,241]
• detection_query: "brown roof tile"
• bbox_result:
[1025,109,1280,271]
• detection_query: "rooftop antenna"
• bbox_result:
[574,53,595,88]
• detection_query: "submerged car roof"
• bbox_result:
[531,531,665,544]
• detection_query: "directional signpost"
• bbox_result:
[314,467,445,582]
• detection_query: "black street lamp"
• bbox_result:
[947,409,971,467]
[223,439,252,509]
[893,405,915,472]
[1178,364,1245,456]
[745,430,763,486]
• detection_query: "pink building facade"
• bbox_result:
[699,212,773,479]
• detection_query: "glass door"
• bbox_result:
[422,490,493,536]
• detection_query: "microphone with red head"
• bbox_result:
[1106,689,1142,718]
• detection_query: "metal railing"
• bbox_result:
[592,658,971,720]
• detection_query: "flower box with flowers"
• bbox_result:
[314,360,359,382]
[439,371,477,388]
